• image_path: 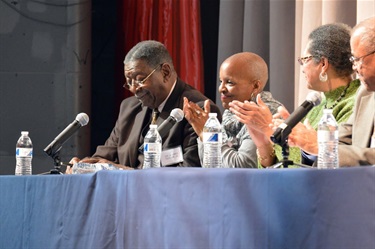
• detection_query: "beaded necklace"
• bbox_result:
[324,83,351,109]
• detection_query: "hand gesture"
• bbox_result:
[183,97,210,140]
[273,106,318,155]
[229,94,273,137]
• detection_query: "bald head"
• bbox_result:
[351,16,375,53]
[222,52,269,91]
[350,16,375,91]
[219,52,269,108]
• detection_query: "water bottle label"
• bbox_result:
[16,148,33,157]
[318,130,338,142]
[203,132,222,143]
[144,143,161,153]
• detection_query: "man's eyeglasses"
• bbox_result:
[349,50,375,66]
[123,65,160,89]
[297,55,314,66]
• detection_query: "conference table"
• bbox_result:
[1,166,374,249]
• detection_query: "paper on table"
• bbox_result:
[72,163,118,174]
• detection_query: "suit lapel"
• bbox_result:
[154,79,184,141]
[161,79,184,115]
[353,92,375,147]
[128,106,151,167]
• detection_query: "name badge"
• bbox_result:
[161,146,183,166]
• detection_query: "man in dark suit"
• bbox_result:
[67,40,221,170]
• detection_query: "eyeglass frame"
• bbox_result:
[123,64,161,89]
[349,50,375,66]
[297,55,315,66]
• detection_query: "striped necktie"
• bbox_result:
[151,108,159,125]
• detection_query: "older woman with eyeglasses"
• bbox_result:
[284,17,375,167]
[283,22,361,165]
[229,22,361,167]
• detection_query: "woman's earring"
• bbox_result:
[250,92,254,101]
[319,72,328,82]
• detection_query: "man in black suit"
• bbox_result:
[68,40,221,170]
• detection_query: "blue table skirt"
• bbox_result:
[1,167,374,249]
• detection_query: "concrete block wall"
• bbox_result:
[0,0,91,174]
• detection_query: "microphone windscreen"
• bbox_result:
[306,91,322,106]
[170,108,184,122]
[76,113,89,126]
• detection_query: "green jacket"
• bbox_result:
[263,79,361,168]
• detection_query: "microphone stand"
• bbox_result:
[40,148,71,175]
[270,136,313,169]
[49,153,64,174]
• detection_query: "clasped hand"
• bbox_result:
[273,106,318,155]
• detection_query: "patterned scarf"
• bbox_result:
[221,109,251,150]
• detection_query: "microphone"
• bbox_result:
[139,108,184,153]
[44,113,89,158]
[270,91,322,146]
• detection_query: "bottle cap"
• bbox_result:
[208,113,217,117]
[323,109,333,114]
[21,131,29,136]
[149,124,157,129]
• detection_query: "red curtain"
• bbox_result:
[116,0,205,100]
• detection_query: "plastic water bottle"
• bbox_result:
[317,109,339,169]
[203,113,222,168]
[15,131,33,175]
[143,124,162,169]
